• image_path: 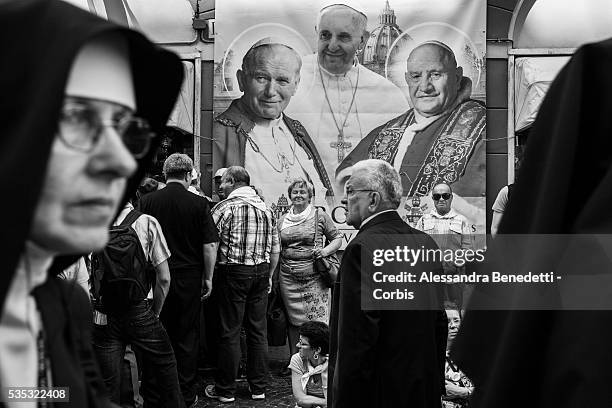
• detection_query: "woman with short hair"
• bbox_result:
[278,178,341,356]
[289,321,329,407]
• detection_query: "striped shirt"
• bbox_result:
[415,209,473,251]
[212,196,280,266]
[416,209,473,273]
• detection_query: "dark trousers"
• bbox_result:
[215,263,269,397]
[160,270,201,407]
[120,346,142,408]
[92,301,183,408]
[445,283,464,309]
[287,323,300,356]
[201,272,221,368]
[204,273,248,374]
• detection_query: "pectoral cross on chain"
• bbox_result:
[330,130,352,162]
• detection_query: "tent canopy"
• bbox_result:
[64,0,196,44]
[63,1,196,135]
[514,56,570,132]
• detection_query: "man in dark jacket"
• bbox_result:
[139,154,219,407]
[329,159,447,407]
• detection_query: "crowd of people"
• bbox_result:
[96,156,468,408]
[5,1,612,408]
[133,160,343,406]
[0,1,469,408]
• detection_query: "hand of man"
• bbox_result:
[201,279,213,301]
[267,277,273,295]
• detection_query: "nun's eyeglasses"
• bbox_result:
[58,97,154,159]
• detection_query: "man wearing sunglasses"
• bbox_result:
[416,183,473,308]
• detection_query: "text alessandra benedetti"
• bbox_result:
[373,271,557,283]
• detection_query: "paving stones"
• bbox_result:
[195,367,295,408]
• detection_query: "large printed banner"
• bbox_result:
[213,0,486,246]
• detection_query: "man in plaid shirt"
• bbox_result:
[205,166,280,403]
[416,183,473,308]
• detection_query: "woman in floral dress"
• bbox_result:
[278,178,341,355]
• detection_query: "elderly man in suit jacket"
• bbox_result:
[329,159,447,407]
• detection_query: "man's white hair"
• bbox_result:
[316,4,367,35]
[351,159,403,208]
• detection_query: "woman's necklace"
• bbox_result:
[319,63,360,163]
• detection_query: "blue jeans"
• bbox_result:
[92,301,183,408]
[215,264,269,397]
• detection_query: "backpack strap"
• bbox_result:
[119,209,142,227]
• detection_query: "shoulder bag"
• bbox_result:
[313,208,339,288]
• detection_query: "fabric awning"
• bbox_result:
[514,56,570,132]
[166,61,195,135]
[63,0,196,44]
[62,1,197,135]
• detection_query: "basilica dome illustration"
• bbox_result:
[362,0,411,77]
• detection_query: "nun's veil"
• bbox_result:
[0,0,183,315]
[452,38,612,407]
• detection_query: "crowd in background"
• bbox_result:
[11,1,612,408]
[74,153,475,408]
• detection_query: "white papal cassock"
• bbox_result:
[286,54,409,195]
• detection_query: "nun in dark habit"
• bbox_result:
[452,38,612,408]
[0,1,182,406]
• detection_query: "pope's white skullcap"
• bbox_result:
[413,40,456,57]
[318,1,368,20]
[246,37,299,56]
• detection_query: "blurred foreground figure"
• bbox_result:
[453,38,612,407]
[0,1,183,406]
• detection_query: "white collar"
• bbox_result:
[413,109,444,126]
[253,113,284,129]
[318,60,358,79]
[114,202,135,226]
[360,209,397,229]
[0,241,53,394]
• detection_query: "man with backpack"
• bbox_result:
[91,198,183,407]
